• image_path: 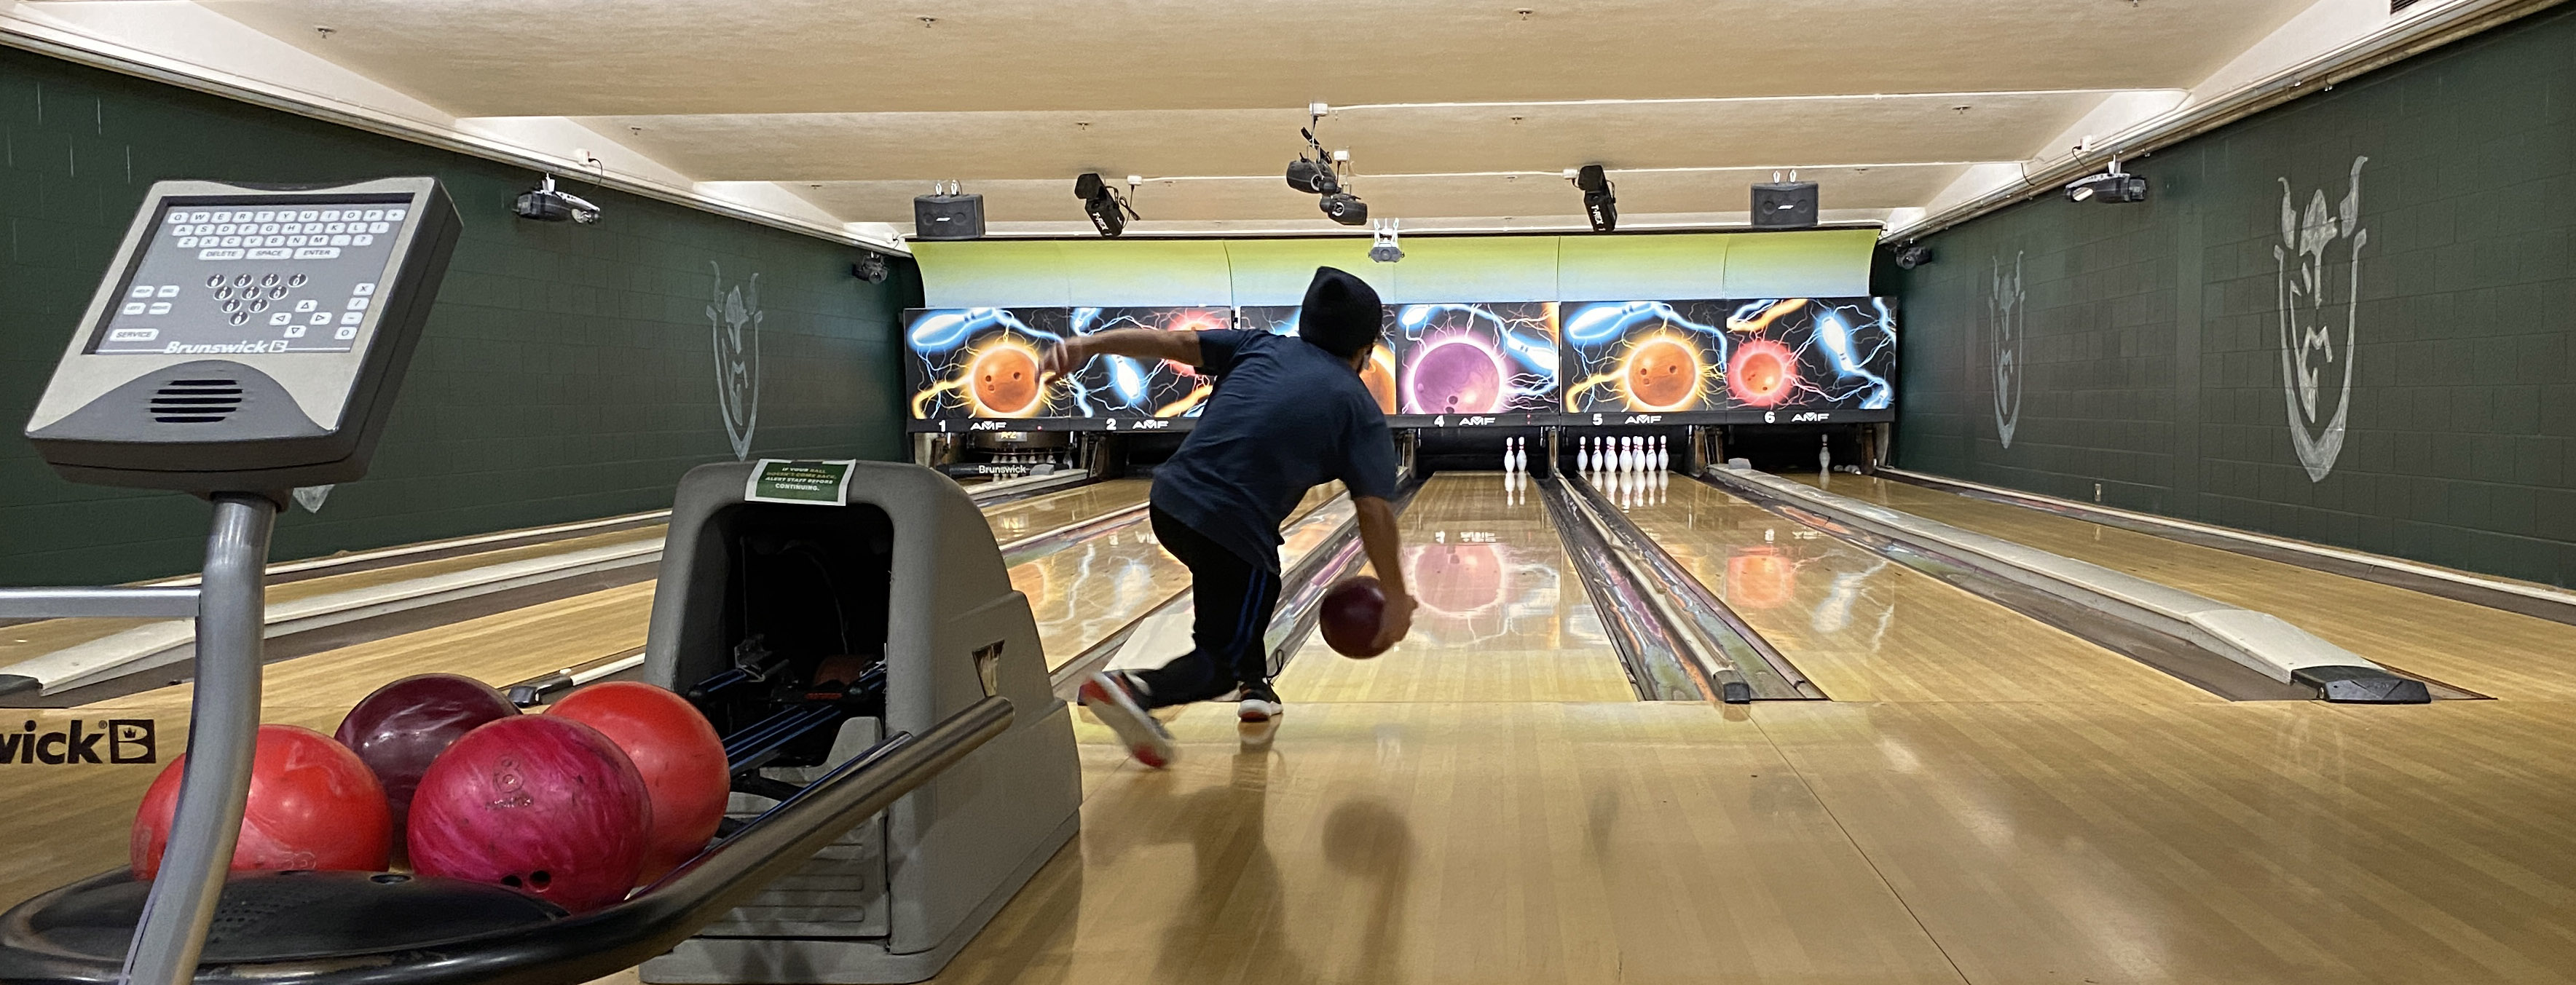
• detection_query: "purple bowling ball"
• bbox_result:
[334,673,519,837]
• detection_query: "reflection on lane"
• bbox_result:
[1623,478,2218,705]
[1277,473,1631,703]
[983,478,1151,542]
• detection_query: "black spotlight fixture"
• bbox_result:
[1573,165,1617,233]
[2064,159,2148,204]
[1285,124,1342,195]
[1074,172,1138,237]
[1893,243,1934,269]
[1285,123,1367,225]
[1320,191,1369,226]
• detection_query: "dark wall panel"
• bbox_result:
[1895,7,2576,587]
[0,47,915,585]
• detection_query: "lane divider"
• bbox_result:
[1,474,1116,703]
[1702,466,2435,704]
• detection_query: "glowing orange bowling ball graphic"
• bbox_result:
[1624,336,1701,411]
[1406,542,1508,617]
[1728,339,1797,408]
[1360,345,1398,414]
[969,344,1043,416]
[1726,547,1796,609]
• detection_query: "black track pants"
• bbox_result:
[1133,507,1280,709]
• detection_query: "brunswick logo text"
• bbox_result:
[2,719,157,765]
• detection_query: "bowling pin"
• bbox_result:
[1623,437,1637,472]
[1612,438,1626,472]
[1819,435,1832,475]
[1657,436,1669,471]
[1576,438,1588,472]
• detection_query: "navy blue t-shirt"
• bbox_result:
[1150,330,1398,570]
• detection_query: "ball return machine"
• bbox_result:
[0,178,1078,984]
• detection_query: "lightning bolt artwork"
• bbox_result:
[1068,307,1232,418]
[905,297,1891,428]
[905,307,1070,420]
[1562,298,1895,416]
[1390,303,1559,416]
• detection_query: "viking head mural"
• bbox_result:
[1989,251,2025,448]
[708,262,763,461]
[2274,157,2367,482]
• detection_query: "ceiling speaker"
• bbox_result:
[1752,181,1819,229]
[913,183,984,241]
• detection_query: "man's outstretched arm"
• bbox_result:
[1039,329,1202,378]
[1354,495,1415,652]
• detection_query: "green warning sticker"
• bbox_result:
[744,459,857,505]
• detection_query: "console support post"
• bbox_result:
[122,493,275,985]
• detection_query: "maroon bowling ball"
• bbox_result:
[1319,575,1390,659]
[407,715,652,913]
[334,673,519,837]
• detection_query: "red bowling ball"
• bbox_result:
[334,673,519,839]
[131,724,391,879]
[406,715,651,913]
[1319,574,1391,659]
[546,681,730,883]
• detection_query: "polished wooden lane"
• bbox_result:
[802,694,2576,985]
[937,700,1968,985]
[0,523,666,673]
[0,481,1136,677]
[983,479,1151,543]
[1752,698,2576,984]
[1274,474,1636,703]
[1811,474,2576,701]
[1025,485,1342,670]
[1627,477,2220,705]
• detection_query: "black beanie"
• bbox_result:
[1298,266,1382,358]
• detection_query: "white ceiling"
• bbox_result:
[143,0,2336,236]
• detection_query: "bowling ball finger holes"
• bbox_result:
[500,871,553,890]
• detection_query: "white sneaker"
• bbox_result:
[1078,670,1176,769]
[1237,681,1284,724]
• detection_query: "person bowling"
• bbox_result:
[1039,266,1414,768]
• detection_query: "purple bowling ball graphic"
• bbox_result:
[1403,336,1506,416]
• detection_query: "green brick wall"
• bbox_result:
[1895,6,2576,587]
[0,47,916,586]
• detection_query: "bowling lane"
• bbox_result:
[0,523,666,676]
[1623,476,2220,705]
[1023,483,1342,669]
[1273,473,1636,703]
[1813,474,2576,701]
[982,478,1149,543]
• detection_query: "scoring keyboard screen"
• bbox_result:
[91,197,414,356]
